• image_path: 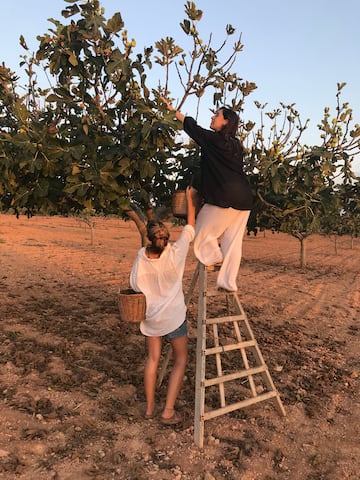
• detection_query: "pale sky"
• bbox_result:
[2,0,360,173]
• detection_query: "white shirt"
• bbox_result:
[130,225,195,336]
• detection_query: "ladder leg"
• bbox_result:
[184,262,199,306]
[232,320,257,396]
[232,293,286,416]
[194,265,286,448]
[194,263,206,448]
[212,322,226,407]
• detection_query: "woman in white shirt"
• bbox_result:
[130,186,196,424]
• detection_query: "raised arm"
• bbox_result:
[161,97,185,123]
[185,186,197,228]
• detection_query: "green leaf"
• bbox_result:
[36,178,49,197]
[67,52,78,67]
[106,12,124,33]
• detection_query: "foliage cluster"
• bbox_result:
[0,0,359,259]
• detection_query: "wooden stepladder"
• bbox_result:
[194,263,286,448]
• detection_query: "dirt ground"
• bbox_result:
[0,213,359,480]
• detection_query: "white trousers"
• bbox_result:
[194,204,250,291]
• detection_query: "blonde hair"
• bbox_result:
[146,220,170,244]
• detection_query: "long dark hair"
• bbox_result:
[219,107,239,137]
[219,107,243,157]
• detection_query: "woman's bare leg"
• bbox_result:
[162,335,188,420]
[144,336,162,417]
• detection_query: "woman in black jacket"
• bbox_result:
[163,99,253,291]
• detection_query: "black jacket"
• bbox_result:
[184,116,253,210]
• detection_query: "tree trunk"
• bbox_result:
[89,223,94,246]
[124,209,148,247]
[292,231,307,268]
[300,237,306,268]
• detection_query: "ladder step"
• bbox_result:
[203,364,267,387]
[205,339,256,355]
[206,288,238,297]
[205,313,247,325]
[203,391,280,421]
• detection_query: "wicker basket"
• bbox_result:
[172,189,203,219]
[118,289,146,323]
[171,190,187,218]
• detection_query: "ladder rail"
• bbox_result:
[194,263,207,447]
[212,321,226,407]
[231,317,257,396]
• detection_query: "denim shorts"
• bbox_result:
[163,320,187,339]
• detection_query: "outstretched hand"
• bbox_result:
[160,96,175,112]
[160,96,186,123]
[185,186,197,227]
[185,186,197,205]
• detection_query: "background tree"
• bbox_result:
[247,84,360,267]
[0,64,21,212]
[0,63,68,217]
[336,177,360,247]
